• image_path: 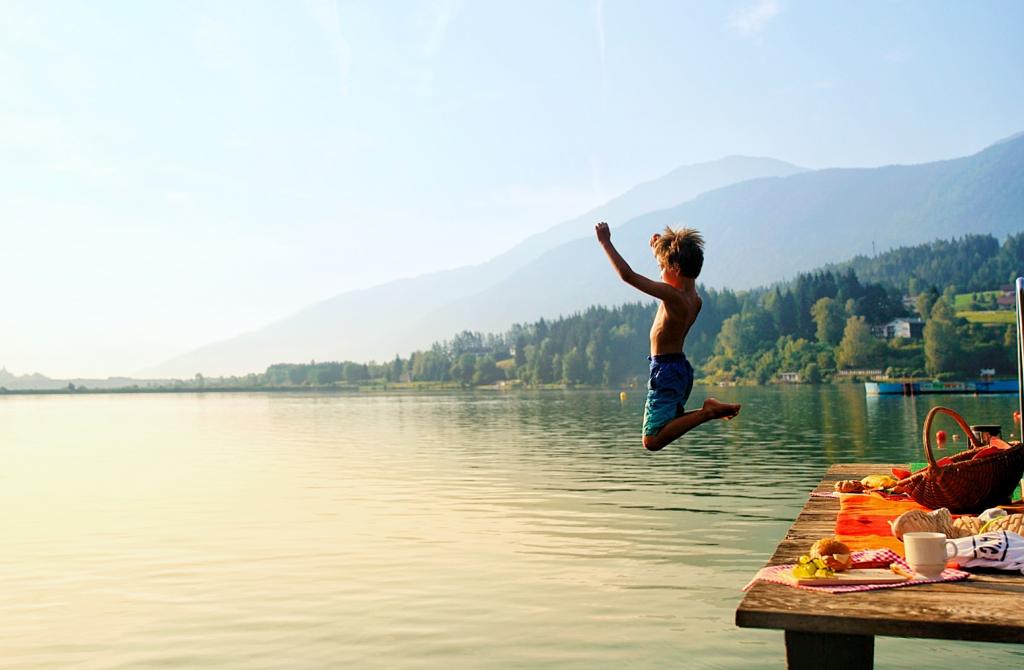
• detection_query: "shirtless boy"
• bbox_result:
[595,222,740,451]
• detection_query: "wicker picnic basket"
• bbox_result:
[895,406,1024,514]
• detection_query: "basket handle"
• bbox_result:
[921,406,983,468]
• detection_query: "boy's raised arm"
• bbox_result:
[595,222,678,302]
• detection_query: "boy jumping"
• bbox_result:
[595,222,740,451]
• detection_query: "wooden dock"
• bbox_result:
[736,464,1024,669]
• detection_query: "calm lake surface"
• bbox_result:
[2,386,1021,669]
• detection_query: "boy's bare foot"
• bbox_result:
[703,397,741,420]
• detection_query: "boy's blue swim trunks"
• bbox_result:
[642,353,694,436]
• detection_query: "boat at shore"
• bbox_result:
[865,379,1019,396]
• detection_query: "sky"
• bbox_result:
[2,0,1023,378]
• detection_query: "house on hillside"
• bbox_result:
[778,371,801,383]
[872,317,924,339]
[997,285,1015,309]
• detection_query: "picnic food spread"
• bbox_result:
[752,405,1024,593]
[771,539,953,589]
[834,473,899,494]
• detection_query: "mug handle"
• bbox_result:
[944,540,958,561]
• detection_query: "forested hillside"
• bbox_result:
[218,232,1021,389]
[834,233,1024,294]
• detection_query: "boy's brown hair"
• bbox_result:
[652,226,704,278]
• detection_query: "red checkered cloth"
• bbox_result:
[742,548,970,594]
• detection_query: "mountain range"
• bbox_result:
[146,133,1024,377]
[145,156,804,376]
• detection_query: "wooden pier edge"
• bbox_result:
[737,463,1024,669]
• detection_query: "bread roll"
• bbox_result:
[834,479,865,493]
[809,537,853,571]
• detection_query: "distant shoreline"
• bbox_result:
[0,381,652,396]
[2,377,1015,397]
[0,382,534,396]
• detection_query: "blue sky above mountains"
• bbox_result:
[2,1,1023,377]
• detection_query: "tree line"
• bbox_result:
[835,233,1023,295]
[210,233,1021,388]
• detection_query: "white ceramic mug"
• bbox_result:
[904,531,957,578]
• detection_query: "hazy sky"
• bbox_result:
[2,0,1023,378]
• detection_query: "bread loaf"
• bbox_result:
[890,508,956,539]
[981,514,1024,534]
[860,474,898,490]
[951,516,983,537]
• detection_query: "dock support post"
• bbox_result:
[1015,277,1023,438]
[784,630,873,670]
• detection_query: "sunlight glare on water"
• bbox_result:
[1,388,1022,668]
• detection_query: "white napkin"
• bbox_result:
[951,531,1024,573]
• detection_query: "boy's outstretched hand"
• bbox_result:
[595,221,611,244]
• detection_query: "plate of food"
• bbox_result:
[783,538,911,586]
[784,567,910,586]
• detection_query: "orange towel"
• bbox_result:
[835,493,929,555]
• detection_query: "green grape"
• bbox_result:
[792,563,817,578]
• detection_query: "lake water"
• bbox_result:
[2,386,1021,669]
